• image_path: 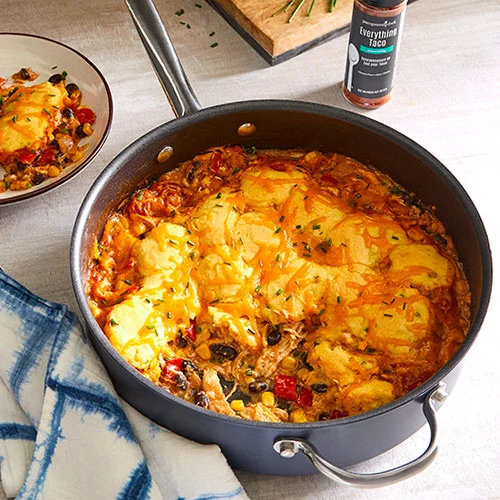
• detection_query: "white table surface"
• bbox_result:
[2,0,499,498]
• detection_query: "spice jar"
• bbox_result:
[342,0,407,108]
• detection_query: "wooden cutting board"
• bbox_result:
[208,0,355,65]
[208,0,416,65]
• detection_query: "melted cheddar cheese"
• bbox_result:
[0,82,66,153]
[0,70,96,192]
[87,147,471,422]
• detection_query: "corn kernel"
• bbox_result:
[197,330,211,342]
[47,165,61,178]
[261,391,275,407]
[281,355,297,371]
[230,399,245,412]
[195,343,211,360]
[297,368,310,382]
[304,151,318,162]
[83,123,94,136]
[291,410,308,423]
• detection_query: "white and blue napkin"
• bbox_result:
[0,269,247,500]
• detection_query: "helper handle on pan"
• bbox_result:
[125,0,201,117]
[274,382,448,488]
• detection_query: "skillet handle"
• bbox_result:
[273,382,448,488]
[125,0,201,117]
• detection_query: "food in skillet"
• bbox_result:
[87,146,471,423]
[0,68,96,191]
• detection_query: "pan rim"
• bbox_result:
[71,99,493,430]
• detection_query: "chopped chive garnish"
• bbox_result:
[239,237,244,244]
[275,227,282,233]
[145,298,152,303]
[189,252,195,260]
[169,239,177,245]
[52,105,59,109]
[223,262,232,266]
[175,8,184,15]
[147,324,155,329]
[232,166,241,174]
[312,224,321,230]
[276,288,283,296]
[402,302,407,310]
[124,279,132,285]
[319,308,325,316]
[110,318,118,325]
[186,24,191,29]
[209,31,215,36]
[61,126,69,134]
[246,369,253,376]
[136,191,144,200]
[216,192,222,199]
[384,313,393,317]
[170,287,176,293]
[27,117,31,121]
[255,285,261,293]
[215,203,223,207]
[170,209,177,216]
[210,42,219,48]
[187,240,195,246]
[276,254,282,262]
[337,296,341,304]
[248,328,256,335]
[296,225,302,229]
[303,253,312,258]
[279,215,285,222]
[195,3,202,7]
[392,235,399,240]
[327,238,333,247]
[12,115,17,123]
[61,71,68,80]
[167,312,172,319]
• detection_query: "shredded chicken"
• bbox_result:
[202,368,235,417]
[255,322,306,377]
[239,403,288,422]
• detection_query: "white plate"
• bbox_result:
[0,33,113,205]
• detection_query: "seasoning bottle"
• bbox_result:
[342,0,407,108]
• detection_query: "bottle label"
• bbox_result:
[344,7,405,99]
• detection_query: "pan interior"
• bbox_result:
[76,103,490,334]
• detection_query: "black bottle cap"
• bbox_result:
[361,0,406,7]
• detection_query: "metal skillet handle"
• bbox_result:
[125,0,201,117]
[274,383,448,488]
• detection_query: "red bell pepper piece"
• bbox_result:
[330,409,346,420]
[296,386,313,408]
[75,107,96,125]
[18,151,38,164]
[162,358,184,381]
[320,174,338,187]
[185,319,197,341]
[274,375,297,401]
[40,148,56,164]
[211,152,222,173]
[269,161,287,172]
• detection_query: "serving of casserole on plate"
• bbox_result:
[86,145,471,424]
[0,33,112,205]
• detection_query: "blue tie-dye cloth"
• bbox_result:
[0,269,247,500]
